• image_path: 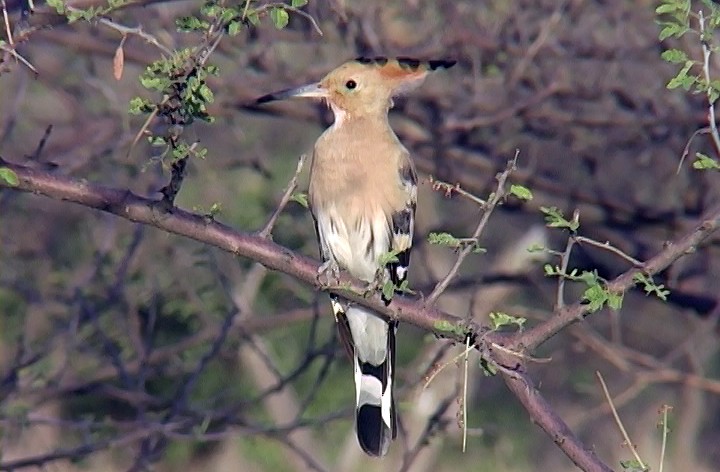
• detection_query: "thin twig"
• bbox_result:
[574,235,643,267]
[28,125,53,160]
[423,341,475,389]
[462,335,469,452]
[508,3,564,86]
[428,176,486,206]
[127,98,162,159]
[426,151,518,304]
[595,371,647,471]
[490,342,552,364]
[658,404,671,472]
[398,393,457,472]
[96,17,173,55]
[699,10,720,155]
[1,0,13,47]
[676,126,709,173]
[241,0,252,21]
[258,154,306,239]
[0,43,38,75]
[556,211,578,309]
[283,5,323,36]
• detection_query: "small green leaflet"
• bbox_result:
[270,7,289,29]
[290,192,308,208]
[540,206,579,231]
[0,167,19,186]
[382,281,395,301]
[378,249,400,266]
[489,312,526,330]
[693,152,720,170]
[660,48,688,64]
[509,184,533,201]
[433,320,467,336]
[633,273,670,301]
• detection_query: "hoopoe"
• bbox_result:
[257,57,455,457]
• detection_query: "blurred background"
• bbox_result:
[1,0,719,471]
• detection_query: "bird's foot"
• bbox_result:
[363,269,389,297]
[318,259,341,286]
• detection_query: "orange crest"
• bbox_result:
[355,57,456,95]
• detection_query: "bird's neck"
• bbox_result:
[328,103,391,132]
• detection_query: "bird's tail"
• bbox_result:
[334,300,397,456]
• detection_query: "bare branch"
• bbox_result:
[699,10,720,156]
[258,154,306,239]
[2,157,719,471]
[596,371,647,470]
[426,153,518,305]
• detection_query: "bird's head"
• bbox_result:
[256,57,455,120]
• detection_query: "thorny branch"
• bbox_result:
[2,157,719,471]
[426,151,519,305]
[258,154,306,239]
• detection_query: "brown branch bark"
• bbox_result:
[2,157,719,471]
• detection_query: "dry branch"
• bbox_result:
[2,157,719,471]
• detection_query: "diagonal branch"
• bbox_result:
[2,157,719,472]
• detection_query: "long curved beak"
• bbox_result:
[255,83,328,104]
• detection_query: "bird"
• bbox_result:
[257,56,456,456]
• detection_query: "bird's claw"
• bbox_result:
[363,268,389,296]
[362,280,380,296]
[318,259,341,286]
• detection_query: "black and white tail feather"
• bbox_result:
[315,165,416,457]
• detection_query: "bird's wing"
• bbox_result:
[386,158,417,291]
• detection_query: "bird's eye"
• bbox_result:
[345,80,357,90]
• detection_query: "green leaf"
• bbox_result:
[658,22,689,40]
[198,84,214,103]
[0,167,19,186]
[270,7,289,29]
[693,152,720,170]
[540,206,579,231]
[247,12,260,25]
[666,61,696,90]
[489,312,526,330]
[227,21,242,36]
[582,283,608,312]
[661,48,688,63]
[433,320,466,336]
[655,3,678,14]
[619,459,648,471]
[382,281,395,301]
[291,0,308,6]
[176,16,209,32]
[428,232,461,246]
[633,273,670,300]
[577,270,600,285]
[46,0,66,14]
[378,249,400,267]
[509,184,533,200]
[396,279,415,295]
[129,97,154,114]
[607,291,624,310]
[290,192,308,208]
